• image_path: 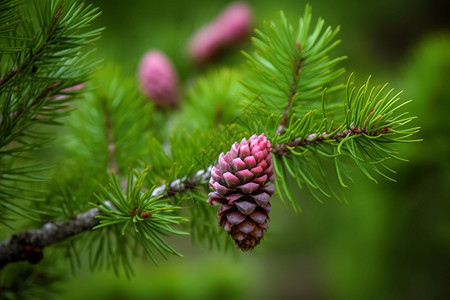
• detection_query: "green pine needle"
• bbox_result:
[90,169,188,270]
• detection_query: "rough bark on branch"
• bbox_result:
[0,205,102,269]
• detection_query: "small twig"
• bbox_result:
[103,101,118,174]
[0,66,18,87]
[276,42,303,135]
[152,166,212,198]
[272,126,391,156]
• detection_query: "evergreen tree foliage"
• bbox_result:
[0,0,101,221]
[0,0,420,297]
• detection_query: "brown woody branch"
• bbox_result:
[276,42,303,135]
[0,204,104,269]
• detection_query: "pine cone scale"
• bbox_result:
[225,210,246,224]
[238,182,260,194]
[253,192,270,206]
[249,210,267,224]
[235,200,256,215]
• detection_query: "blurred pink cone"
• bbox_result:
[138,50,179,108]
[188,25,222,65]
[214,2,253,44]
[188,1,254,65]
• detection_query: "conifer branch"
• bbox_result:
[0,167,211,269]
[0,118,406,269]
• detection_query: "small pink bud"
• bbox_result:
[188,1,254,65]
[138,50,179,108]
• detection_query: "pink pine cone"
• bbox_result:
[214,1,254,44]
[138,50,179,108]
[188,1,254,64]
[208,133,275,251]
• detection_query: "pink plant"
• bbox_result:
[214,1,254,44]
[138,50,179,108]
[188,1,254,65]
[208,133,275,251]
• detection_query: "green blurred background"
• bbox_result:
[60,0,450,299]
